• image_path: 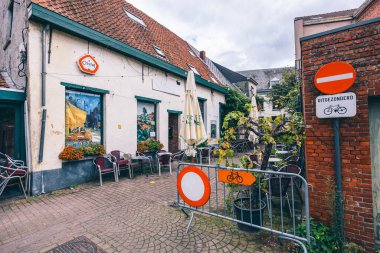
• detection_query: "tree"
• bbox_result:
[269,69,301,113]
[223,111,304,170]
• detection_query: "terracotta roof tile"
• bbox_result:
[31,0,221,86]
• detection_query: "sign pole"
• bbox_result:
[333,118,344,242]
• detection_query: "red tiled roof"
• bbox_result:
[31,0,221,86]
[0,73,9,89]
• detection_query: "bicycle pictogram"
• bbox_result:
[323,104,347,115]
[227,171,243,183]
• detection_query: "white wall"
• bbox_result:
[27,22,225,171]
[257,92,287,118]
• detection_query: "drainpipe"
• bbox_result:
[39,24,49,164]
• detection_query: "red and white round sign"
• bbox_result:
[78,54,99,75]
[314,62,356,94]
[177,166,210,207]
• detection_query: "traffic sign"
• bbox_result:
[314,62,356,94]
[78,54,99,75]
[177,166,210,207]
[218,169,256,186]
[316,92,356,118]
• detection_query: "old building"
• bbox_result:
[0,0,227,195]
[300,0,380,251]
[239,67,292,118]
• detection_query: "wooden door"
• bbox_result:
[168,113,179,152]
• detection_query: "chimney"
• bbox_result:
[200,51,206,61]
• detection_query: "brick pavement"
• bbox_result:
[0,169,286,253]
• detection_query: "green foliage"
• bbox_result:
[295,220,340,253]
[137,139,164,152]
[342,242,365,253]
[269,69,301,113]
[197,140,209,148]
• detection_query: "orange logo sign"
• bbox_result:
[314,62,356,94]
[218,169,256,186]
[78,54,99,75]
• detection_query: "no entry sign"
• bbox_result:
[177,166,210,207]
[314,62,356,94]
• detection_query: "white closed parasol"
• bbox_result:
[180,71,207,157]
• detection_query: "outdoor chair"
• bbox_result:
[265,174,293,218]
[93,156,118,186]
[198,147,211,165]
[0,164,27,199]
[284,154,300,164]
[171,150,185,163]
[110,150,139,179]
[0,152,29,192]
[157,153,172,176]
[135,152,154,174]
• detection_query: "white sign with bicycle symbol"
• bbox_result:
[316,92,356,118]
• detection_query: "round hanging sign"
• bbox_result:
[314,62,356,94]
[177,166,210,207]
[78,54,99,75]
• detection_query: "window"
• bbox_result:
[3,0,14,50]
[210,120,217,138]
[188,65,200,75]
[137,101,156,141]
[65,90,102,147]
[123,8,146,27]
[198,98,205,123]
[153,45,165,58]
[269,77,280,88]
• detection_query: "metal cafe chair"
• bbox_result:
[157,153,172,176]
[0,164,28,199]
[93,156,118,186]
[110,150,132,178]
[198,147,211,165]
[0,152,29,193]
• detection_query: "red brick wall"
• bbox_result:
[301,19,380,251]
[356,0,380,22]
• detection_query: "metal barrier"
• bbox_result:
[176,163,310,252]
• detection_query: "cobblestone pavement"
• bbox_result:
[0,168,287,253]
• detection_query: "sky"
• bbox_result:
[127,0,364,71]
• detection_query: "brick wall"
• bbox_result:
[356,0,380,22]
[301,19,380,251]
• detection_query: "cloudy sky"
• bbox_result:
[127,0,363,71]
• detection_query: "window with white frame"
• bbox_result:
[123,8,146,27]
[188,65,199,75]
[153,45,165,58]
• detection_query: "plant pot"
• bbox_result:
[234,197,266,232]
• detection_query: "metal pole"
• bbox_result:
[333,118,344,241]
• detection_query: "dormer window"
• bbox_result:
[188,65,199,75]
[153,45,165,58]
[269,77,280,88]
[123,8,146,27]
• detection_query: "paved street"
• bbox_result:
[0,170,285,253]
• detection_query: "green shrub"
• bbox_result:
[296,220,340,253]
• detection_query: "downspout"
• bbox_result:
[38,24,49,164]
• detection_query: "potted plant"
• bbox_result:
[57,143,106,189]
[137,139,164,161]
